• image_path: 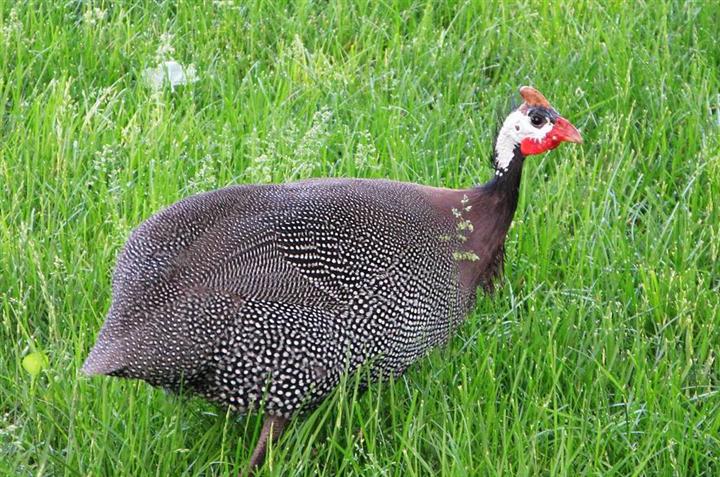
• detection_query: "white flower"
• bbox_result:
[82,7,107,26]
[1,8,22,39]
[155,33,175,61]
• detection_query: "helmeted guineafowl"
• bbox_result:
[82,86,582,473]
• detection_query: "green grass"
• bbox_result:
[1,0,719,475]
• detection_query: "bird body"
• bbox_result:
[85,179,478,416]
[82,86,582,472]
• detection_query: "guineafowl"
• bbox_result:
[82,86,582,473]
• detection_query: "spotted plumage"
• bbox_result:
[82,86,582,472]
[85,180,470,416]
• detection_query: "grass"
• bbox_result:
[1,0,719,475]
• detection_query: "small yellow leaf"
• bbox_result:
[22,352,49,376]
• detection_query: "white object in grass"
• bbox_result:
[142,60,199,91]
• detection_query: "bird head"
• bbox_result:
[494,86,583,174]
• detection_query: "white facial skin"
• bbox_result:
[494,109,553,174]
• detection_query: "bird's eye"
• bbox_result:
[530,114,545,128]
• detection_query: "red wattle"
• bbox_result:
[520,135,561,156]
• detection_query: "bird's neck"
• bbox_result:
[459,145,525,285]
[422,143,526,291]
[490,134,525,193]
[468,144,525,225]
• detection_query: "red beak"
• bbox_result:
[551,117,583,144]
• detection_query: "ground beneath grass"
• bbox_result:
[1,1,719,475]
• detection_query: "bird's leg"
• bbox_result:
[243,415,289,476]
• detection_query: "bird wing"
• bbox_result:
[114,181,428,312]
[201,182,421,305]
